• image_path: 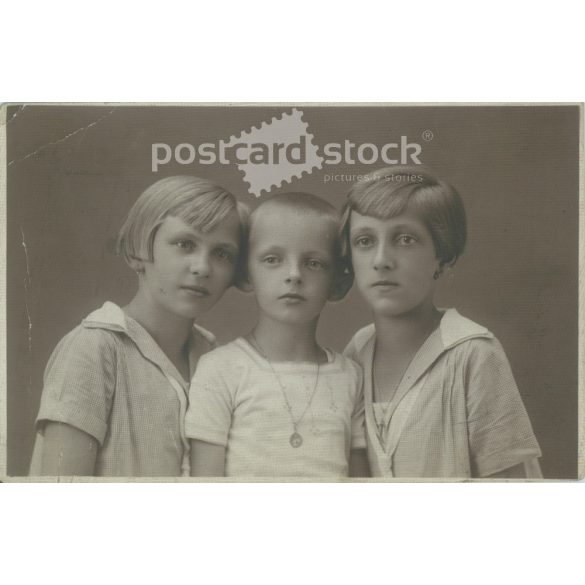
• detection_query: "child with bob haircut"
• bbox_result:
[30,176,249,477]
[186,192,369,477]
[342,166,542,478]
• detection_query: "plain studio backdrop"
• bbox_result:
[5,104,579,478]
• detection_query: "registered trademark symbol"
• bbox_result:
[422,130,434,141]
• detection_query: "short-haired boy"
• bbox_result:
[186,192,369,477]
[30,176,248,477]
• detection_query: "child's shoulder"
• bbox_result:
[323,349,363,389]
[194,337,252,370]
[438,309,511,365]
[50,326,120,370]
[61,302,128,347]
[345,324,376,356]
[447,333,508,364]
[191,338,272,389]
[327,347,362,370]
[78,301,134,347]
[45,304,128,375]
[438,309,492,347]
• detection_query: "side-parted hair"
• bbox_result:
[117,175,250,284]
[340,166,467,268]
[247,192,353,300]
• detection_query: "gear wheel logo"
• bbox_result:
[222,108,323,197]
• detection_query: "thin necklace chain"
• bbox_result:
[372,369,391,440]
[250,332,321,434]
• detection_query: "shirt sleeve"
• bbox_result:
[185,350,234,447]
[348,359,367,450]
[464,337,542,477]
[35,326,117,444]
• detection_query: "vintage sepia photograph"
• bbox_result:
[1,103,581,481]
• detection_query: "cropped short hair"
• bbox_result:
[340,166,467,268]
[248,192,353,300]
[117,175,249,280]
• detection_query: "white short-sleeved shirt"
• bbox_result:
[30,302,216,477]
[344,309,542,478]
[185,338,366,477]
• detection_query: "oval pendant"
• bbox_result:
[290,432,303,448]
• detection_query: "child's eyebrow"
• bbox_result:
[302,249,332,258]
[169,231,238,249]
[253,243,286,253]
[216,242,239,251]
[350,226,375,235]
[389,223,425,233]
[168,230,200,239]
[351,223,423,233]
[255,243,329,252]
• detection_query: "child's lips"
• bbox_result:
[371,280,399,288]
[278,293,306,302]
[181,285,210,297]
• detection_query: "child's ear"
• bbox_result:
[328,268,354,302]
[129,257,145,276]
[233,269,254,293]
[235,278,254,293]
[232,251,253,292]
[434,257,455,280]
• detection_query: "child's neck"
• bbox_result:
[124,293,194,367]
[374,303,443,358]
[251,317,324,363]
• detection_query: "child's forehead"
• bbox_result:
[252,204,333,232]
[250,206,336,248]
[350,208,427,231]
[158,213,240,242]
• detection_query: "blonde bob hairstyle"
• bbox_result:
[117,175,249,284]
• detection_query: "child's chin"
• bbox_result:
[173,301,209,320]
[273,311,320,325]
[371,300,409,318]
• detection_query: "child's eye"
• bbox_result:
[215,248,235,263]
[353,235,374,248]
[396,234,417,245]
[306,259,326,270]
[175,239,195,251]
[262,255,280,265]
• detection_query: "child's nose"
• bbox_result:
[190,251,211,277]
[373,244,396,271]
[285,262,302,284]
